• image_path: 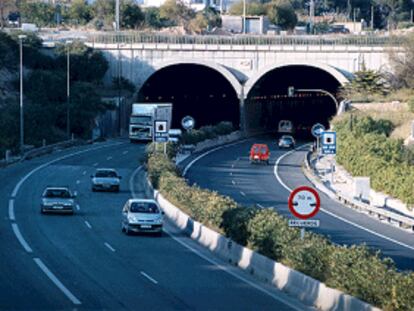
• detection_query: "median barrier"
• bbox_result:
[152,189,380,311]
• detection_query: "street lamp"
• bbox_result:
[18,34,27,154]
[66,40,73,140]
[243,0,246,34]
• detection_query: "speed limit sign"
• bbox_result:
[288,186,320,220]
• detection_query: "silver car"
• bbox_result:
[91,168,121,192]
[40,187,76,214]
[278,135,296,149]
[121,199,164,236]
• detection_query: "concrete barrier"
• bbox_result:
[153,189,381,311]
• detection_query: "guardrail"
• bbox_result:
[304,151,414,232]
[85,32,405,47]
[21,139,86,161]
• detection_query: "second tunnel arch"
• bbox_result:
[242,62,352,134]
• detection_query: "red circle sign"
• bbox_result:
[288,186,320,219]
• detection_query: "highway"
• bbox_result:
[184,136,414,271]
[0,140,311,311]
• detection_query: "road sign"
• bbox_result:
[181,116,195,131]
[288,219,320,228]
[154,120,169,142]
[288,186,320,220]
[321,131,336,155]
[311,123,325,138]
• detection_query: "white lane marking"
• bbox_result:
[82,170,87,175]
[123,150,128,155]
[183,139,249,176]
[231,180,236,185]
[93,162,99,167]
[33,258,81,305]
[240,191,246,197]
[231,164,235,168]
[107,156,113,160]
[229,172,233,176]
[84,221,92,229]
[76,204,80,211]
[273,145,414,252]
[163,227,305,311]
[104,242,116,252]
[129,165,143,197]
[140,271,158,284]
[8,199,15,221]
[11,142,124,197]
[11,223,33,253]
[76,180,80,185]
[257,204,264,208]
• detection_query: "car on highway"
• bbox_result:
[249,143,270,165]
[40,186,76,214]
[278,135,296,149]
[121,199,164,236]
[91,168,122,192]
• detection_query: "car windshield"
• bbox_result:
[95,171,117,178]
[130,202,159,213]
[44,189,71,198]
[282,136,293,142]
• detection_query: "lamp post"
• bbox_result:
[66,40,73,140]
[243,0,246,34]
[18,34,27,153]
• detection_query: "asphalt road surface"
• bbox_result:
[184,136,414,271]
[0,139,311,311]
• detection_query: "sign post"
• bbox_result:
[311,123,325,162]
[288,186,321,240]
[154,120,169,154]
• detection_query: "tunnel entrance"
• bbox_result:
[245,65,344,138]
[137,64,240,129]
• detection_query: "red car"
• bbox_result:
[249,144,270,165]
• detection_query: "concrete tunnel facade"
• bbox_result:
[136,60,351,133]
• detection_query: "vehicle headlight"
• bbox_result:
[154,217,163,224]
[128,215,138,223]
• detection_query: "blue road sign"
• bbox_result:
[321,131,336,155]
[154,120,169,143]
[311,123,325,138]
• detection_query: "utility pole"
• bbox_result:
[371,5,374,29]
[18,34,26,154]
[115,0,120,31]
[309,0,315,34]
[243,0,246,34]
[66,40,72,140]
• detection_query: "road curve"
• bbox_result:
[184,137,414,271]
[0,139,310,311]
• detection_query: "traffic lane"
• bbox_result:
[278,149,414,270]
[12,142,302,311]
[0,140,130,310]
[81,147,302,311]
[186,138,414,271]
[13,143,191,310]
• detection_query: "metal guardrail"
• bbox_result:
[304,151,414,232]
[85,32,405,47]
[21,139,85,161]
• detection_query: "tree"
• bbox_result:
[228,1,267,16]
[188,7,221,33]
[340,69,390,100]
[144,7,166,28]
[20,2,55,27]
[389,33,414,88]
[0,0,15,29]
[92,0,115,29]
[159,0,195,28]
[266,0,297,30]
[121,1,144,29]
[67,0,93,25]
[374,0,414,29]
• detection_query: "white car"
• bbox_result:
[91,168,121,192]
[121,199,164,236]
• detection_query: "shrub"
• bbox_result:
[181,121,234,145]
[409,98,414,113]
[221,206,258,245]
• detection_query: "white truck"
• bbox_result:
[129,103,172,142]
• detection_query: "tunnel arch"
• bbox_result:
[243,62,352,135]
[136,60,243,128]
[149,59,243,98]
[244,61,351,99]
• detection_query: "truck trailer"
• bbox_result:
[129,103,172,142]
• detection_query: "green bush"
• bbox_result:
[334,115,414,206]
[409,98,414,113]
[221,207,258,246]
[181,121,234,145]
